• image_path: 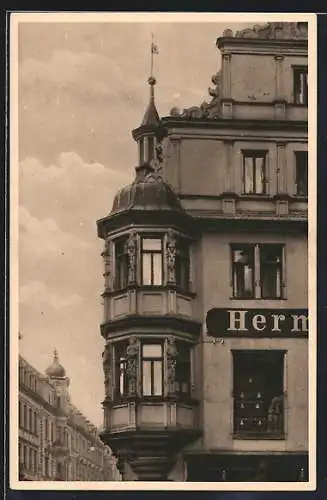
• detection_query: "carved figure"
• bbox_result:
[126,231,137,285]
[166,230,177,283]
[126,336,139,396]
[166,337,178,395]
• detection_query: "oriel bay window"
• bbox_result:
[114,236,128,290]
[114,342,129,398]
[233,350,285,438]
[242,151,267,195]
[231,244,285,299]
[142,343,163,396]
[141,237,163,286]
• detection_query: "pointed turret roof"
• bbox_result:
[140,76,160,128]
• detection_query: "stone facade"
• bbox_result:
[18,354,121,481]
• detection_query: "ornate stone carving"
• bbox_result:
[170,71,221,120]
[102,345,113,400]
[235,22,307,40]
[126,336,139,396]
[166,230,177,284]
[102,239,111,289]
[126,231,137,285]
[166,337,178,396]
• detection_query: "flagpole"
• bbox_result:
[150,33,154,78]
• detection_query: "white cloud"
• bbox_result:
[20,50,124,97]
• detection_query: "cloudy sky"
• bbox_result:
[16,14,255,426]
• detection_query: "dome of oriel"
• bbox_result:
[110,163,184,215]
[45,350,66,378]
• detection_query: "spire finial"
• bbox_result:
[54,349,58,361]
[148,34,159,103]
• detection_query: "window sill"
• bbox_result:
[104,284,196,299]
[229,297,287,301]
[233,432,285,440]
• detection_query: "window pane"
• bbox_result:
[152,253,162,285]
[142,344,162,358]
[153,361,163,395]
[233,248,253,264]
[255,157,265,194]
[142,253,152,285]
[261,267,281,298]
[142,238,162,251]
[142,361,152,395]
[244,157,253,193]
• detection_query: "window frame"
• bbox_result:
[141,342,164,397]
[231,243,285,300]
[242,150,267,195]
[232,349,286,439]
[295,150,308,197]
[293,66,308,105]
[231,244,255,299]
[113,236,129,291]
[259,244,284,300]
[141,236,164,286]
[175,341,192,397]
[114,341,129,399]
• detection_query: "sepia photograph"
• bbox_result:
[9,12,316,491]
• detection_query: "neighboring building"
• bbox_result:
[97,22,309,481]
[19,352,121,481]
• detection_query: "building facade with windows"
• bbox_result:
[97,22,308,481]
[19,352,121,481]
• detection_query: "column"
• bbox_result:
[275,55,285,101]
[222,53,232,99]
[274,55,286,119]
[276,142,287,194]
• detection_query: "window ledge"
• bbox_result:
[229,297,287,301]
[233,432,285,441]
[103,284,196,299]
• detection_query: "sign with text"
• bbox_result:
[206,308,309,338]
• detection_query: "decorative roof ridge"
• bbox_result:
[221,22,308,41]
[170,70,221,120]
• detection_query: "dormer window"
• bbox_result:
[141,237,163,286]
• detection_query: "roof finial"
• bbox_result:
[53,349,58,361]
[148,34,159,103]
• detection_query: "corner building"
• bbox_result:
[98,22,309,482]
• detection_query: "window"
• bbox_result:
[295,151,308,196]
[232,246,255,298]
[175,342,192,396]
[23,405,28,430]
[175,239,190,291]
[114,342,129,398]
[114,237,128,290]
[142,343,163,396]
[242,152,266,195]
[260,245,283,299]
[293,66,308,105]
[19,402,22,428]
[141,237,163,285]
[231,244,284,299]
[45,417,48,440]
[233,350,285,437]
